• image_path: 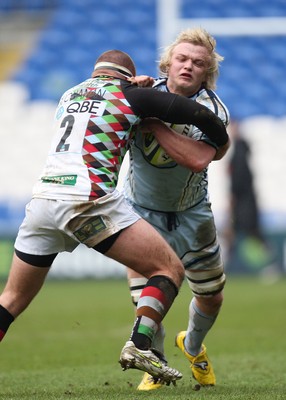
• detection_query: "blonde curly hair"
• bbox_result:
[158,27,223,90]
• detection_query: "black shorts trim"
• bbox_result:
[93,230,122,254]
[15,248,57,267]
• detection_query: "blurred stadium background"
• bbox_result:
[0,0,286,279]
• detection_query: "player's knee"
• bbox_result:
[169,261,185,289]
[177,263,185,283]
[212,291,224,309]
[196,291,224,314]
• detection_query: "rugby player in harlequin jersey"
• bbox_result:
[33,58,227,202]
[0,49,229,387]
[124,29,231,391]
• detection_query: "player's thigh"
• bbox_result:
[0,253,50,316]
[105,219,184,284]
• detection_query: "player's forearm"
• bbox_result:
[144,120,216,172]
[125,84,229,148]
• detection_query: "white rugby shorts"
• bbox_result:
[15,190,141,256]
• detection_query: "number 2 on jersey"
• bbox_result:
[56,115,75,152]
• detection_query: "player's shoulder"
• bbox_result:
[195,87,230,125]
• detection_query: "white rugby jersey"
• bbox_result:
[124,78,230,212]
[32,76,228,202]
[32,78,140,201]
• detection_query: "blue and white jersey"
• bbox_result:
[124,78,230,212]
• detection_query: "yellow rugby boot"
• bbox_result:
[175,331,216,386]
[137,372,164,390]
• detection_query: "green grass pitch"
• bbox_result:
[0,276,285,399]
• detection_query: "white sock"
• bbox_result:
[152,323,166,357]
[185,298,217,356]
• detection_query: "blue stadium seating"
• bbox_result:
[1,0,286,246]
[1,0,286,118]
